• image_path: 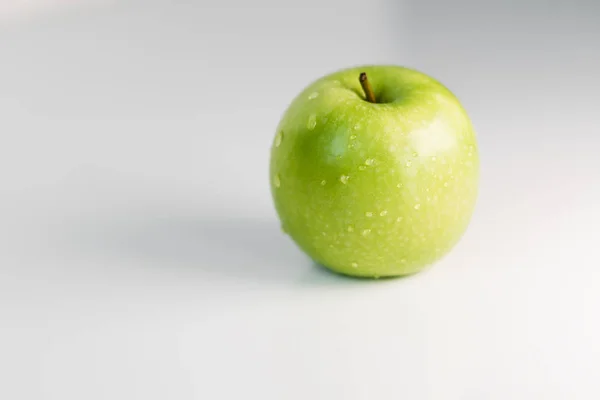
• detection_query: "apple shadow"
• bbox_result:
[68,212,360,287]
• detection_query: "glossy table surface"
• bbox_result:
[1,1,599,399]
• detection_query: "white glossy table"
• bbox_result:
[1,1,599,399]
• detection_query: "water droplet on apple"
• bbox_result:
[347,225,354,232]
[396,183,403,188]
[353,123,361,130]
[321,180,327,186]
[339,175,349,184]
[365,158,374,166]
[274,131,283,147]
[396,217,403,222]
[308,92,319,100]
[365,212,373,217]
[405,160,412,167]
[358,166,366,171]
[414,203,421,210]
[380,210,388,217]
[412,152,418,157]
[307,114,317,130]
[351,262,359,268]
[362,229,371,237]
[273,174,281,188]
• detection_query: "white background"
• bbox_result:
[1,1,599,399]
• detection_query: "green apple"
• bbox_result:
[269,65,479,278]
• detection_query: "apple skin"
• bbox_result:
[269,65,479,278]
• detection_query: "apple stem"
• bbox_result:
[359,72,377,103]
